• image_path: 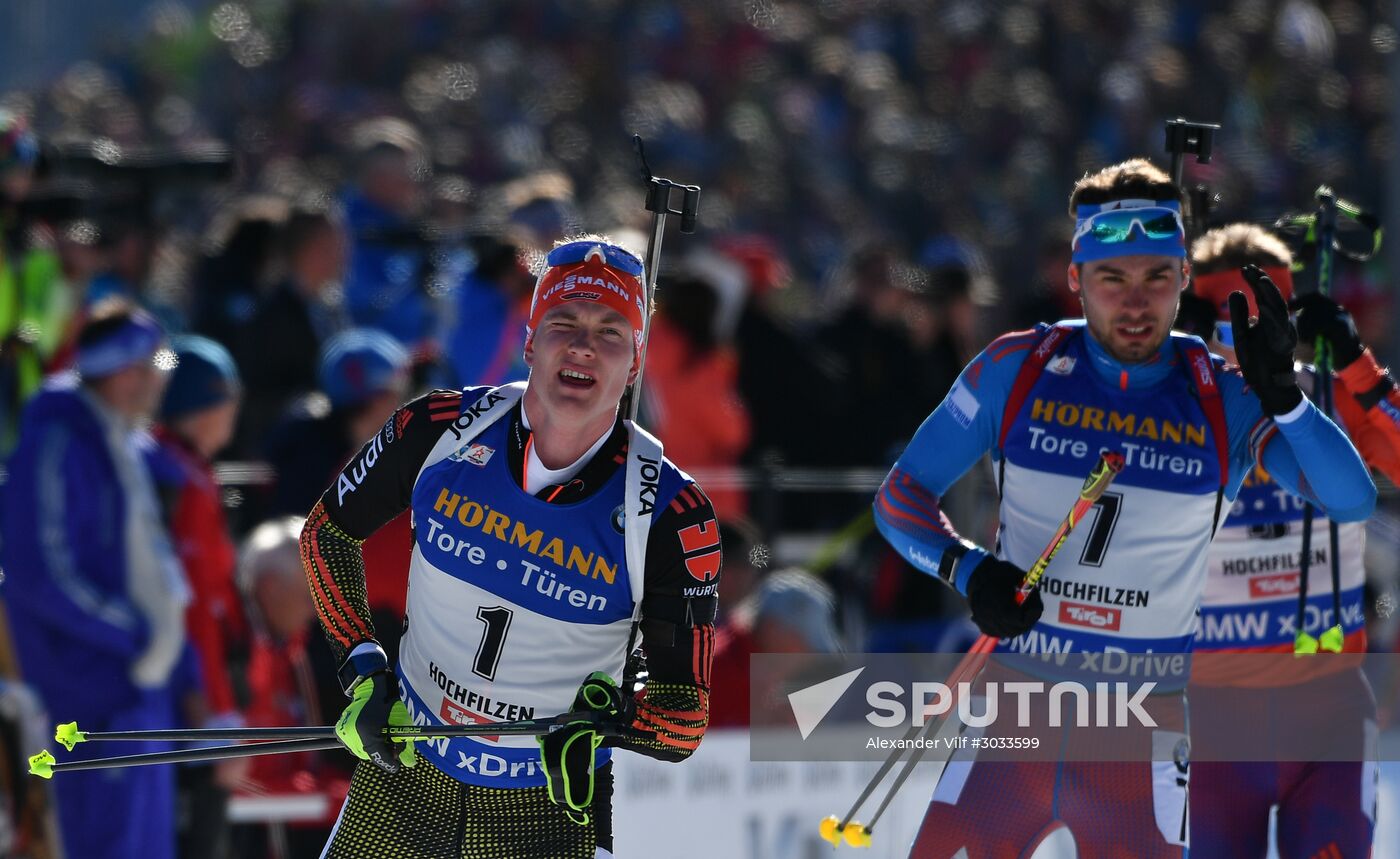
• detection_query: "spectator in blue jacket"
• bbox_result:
[340,118,434,352]
[264,327,411,517]
[442,231,534,388]
[0,299,192,859]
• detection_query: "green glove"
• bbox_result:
[538,672,625,824]
[335,671,416,773]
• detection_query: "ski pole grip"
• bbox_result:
[645,179,671,217]
[644,177,702,230]
[680,185,701,233]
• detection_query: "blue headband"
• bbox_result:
[1071,199,1186,264]
[76,309,165,378]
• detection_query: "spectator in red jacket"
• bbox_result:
[233,516,350,858]
[152,334,247,858]
[641,269,752,518]
[155,335,248,723]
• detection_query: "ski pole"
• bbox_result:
[817,636,994,849]
[1271,187,1382,653]
[1272,196,1383,267]
[30,738,342,779]
[1163,118,1221,239]
[825,635,999,849]
[618,134,700,697]
[852,449,1128,845]
[33,713,626,778]
[1316,187,1346,654]
[49,711,618,751]
[1296,502,1317,653]
[1014,450,1126,601]
[626,134,700,424]
[820,449,1126,848]
[1295,187,1345,654]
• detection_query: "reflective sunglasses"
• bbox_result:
[545,241,644,277]
[1072,207,1185,249]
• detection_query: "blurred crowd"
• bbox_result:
[0,0,1398,856]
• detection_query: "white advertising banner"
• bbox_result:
[612,728,937,859]
[613,730,1400,859]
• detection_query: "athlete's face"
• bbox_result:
[1070,255,1189,363]
[524,303,638,424]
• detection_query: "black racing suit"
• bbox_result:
[301,390,721,858]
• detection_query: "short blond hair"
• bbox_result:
[1068,158,1182,217]
[1190,223,1293,275]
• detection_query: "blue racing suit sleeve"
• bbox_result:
[873,328,1042,596]
[3,423,147,656]
[1218,363,1376,522]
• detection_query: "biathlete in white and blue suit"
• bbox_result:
[872,159,1376,858]
[1186,222,1400,859]
[301,238,723,858]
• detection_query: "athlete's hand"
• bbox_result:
[1230,265,1304,416]
[965,558,1043,639]
[1289,292,1365,370]
[538,672,626,825]
[335,671,416,773]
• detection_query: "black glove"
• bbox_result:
[538,672,627,825]
[966,557,1043,639]
[1230,265,1304,416]
[1174,291,1219,340]
[1289,292,1365,370]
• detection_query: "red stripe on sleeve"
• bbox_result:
[303,507,372,646]
[881,478,952,536]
